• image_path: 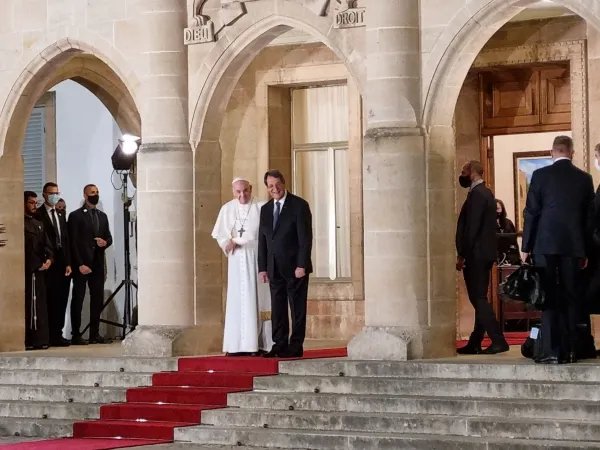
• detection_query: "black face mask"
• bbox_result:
[87,195,99,206]
[458,175,471,188]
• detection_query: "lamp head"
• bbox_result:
[112,135,141,171]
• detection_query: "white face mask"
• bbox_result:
[595,159,600,171]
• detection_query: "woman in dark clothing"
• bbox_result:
[496,199,516,233]
[496,199,521,265]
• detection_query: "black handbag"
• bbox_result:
[500,264,546,309]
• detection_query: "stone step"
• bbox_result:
[136,445,308,450]
[141,445,311,450]
[0,401,101,420]
[0,417,74,438]
[200,408,600,442]
[227,391,600,421]
[174,425,600,449]
[253,375,600,401]
[278,359,600,382]
[0,385,126,403]
[0,356,177,373]
[0,370,153,388]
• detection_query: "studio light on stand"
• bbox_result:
[83,134,140,341]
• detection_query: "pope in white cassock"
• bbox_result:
[212,178,274,355]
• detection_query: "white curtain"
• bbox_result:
[291,85,350,279]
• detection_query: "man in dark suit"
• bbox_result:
[522,136,595,364]
[36,182,72,347]
[456,160,509,355]
[68,184,113,345]
[258,170,312,358]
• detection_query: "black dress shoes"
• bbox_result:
[26,345,49,350]
[457,344,482,355]
[536,356,561,365]
[89,335,107,344]
[279,349,303,358]
[481,342,510,355]
[263,350,280,358]
[71,336,88,346]
[50,337,71,347]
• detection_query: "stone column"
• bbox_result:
[123,0,195,356]
[587,24,600,338]
[348,0,455,360]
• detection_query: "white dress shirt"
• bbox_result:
[273,190,288,218]
[45,203,62,242]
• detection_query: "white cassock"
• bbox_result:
[211,198,274,353]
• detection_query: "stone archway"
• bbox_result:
[420,0,600,353]
[423,0,600,128]
[0,34,141,352]
[187,2,365,350]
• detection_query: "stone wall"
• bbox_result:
[219,43,364,341]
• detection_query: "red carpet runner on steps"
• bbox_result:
[1,338,522,450]
[1,348,348,449]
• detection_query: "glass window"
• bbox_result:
[291,85,350,280]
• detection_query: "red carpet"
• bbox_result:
[2,348,346,449]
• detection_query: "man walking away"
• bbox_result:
[522,136,595,364]
[456,161,509,355]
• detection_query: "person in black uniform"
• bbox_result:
[522,136,595,364]
[24,191,53,350]
[258,170,313,358]
[456,161,509,355]
[68,184,113,345]
[36,182,72,347]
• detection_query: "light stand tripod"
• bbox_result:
[81,171,137,340]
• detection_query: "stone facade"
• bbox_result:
[1,0,600,358]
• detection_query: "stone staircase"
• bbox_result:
[175,358,600,449]
[0,354,177,438]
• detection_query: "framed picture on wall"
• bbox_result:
[513,151,553,233]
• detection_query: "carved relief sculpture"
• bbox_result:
[184,0,216,45]
[0,224,6,247]
[304,0,332,16]
[334,0,365,29]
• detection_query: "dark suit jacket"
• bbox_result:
[456,182,497,263]
[68,206,113,269]
[35,206,70,266]
[24,216,53,274]
[522,159,594,258]
[258,192,313,279]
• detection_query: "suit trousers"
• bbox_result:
[463,259,505,345]
[45,251,71,343]
[269,262,309,354]
[535,254,585,358]
[71,261,104,339]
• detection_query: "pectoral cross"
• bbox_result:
[238,227,245,237]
